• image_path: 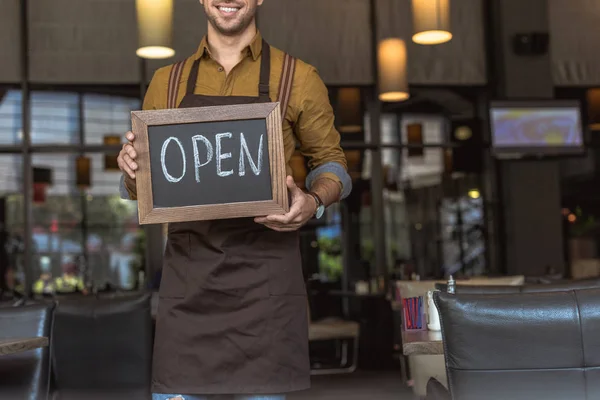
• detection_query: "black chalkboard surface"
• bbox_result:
[148,119,272,208]
[131,102,289,224]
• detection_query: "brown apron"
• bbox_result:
[151,40,310,396]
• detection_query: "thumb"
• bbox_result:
[286,176,300,193]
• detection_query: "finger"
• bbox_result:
[266,207,301,224]
[119,159,135,179]
[125,131,135,142]
[123,154,138,171]
[262,223,297,232]
[255,215,287,225]
[267,198,303,223]
[254,216,295,230]
[286,176,302,194]
[124,144,137,160]
[254,216,268,224]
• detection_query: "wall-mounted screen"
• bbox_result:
[490,100,584,158]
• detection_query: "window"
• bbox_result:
[31,92,79,144]
[84,94,140,145]
[0,89,145,296]
[1,155,24,293]
[0,90,21,145]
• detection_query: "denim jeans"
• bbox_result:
[151,394,286,400]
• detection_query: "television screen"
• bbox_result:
[490,100,584,158]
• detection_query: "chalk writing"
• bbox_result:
[159,132,265,183]
[160,137,186,183]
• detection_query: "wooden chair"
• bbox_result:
[308,300,360,375]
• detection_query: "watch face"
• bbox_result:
[315,205,325,219]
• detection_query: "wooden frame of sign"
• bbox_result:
[131,102,289,224]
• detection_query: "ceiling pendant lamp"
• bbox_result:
[411,0,452,45]
[378,38,410,102]
[337,88,363,133]
[587,88,600,131]
[136,0,175,59]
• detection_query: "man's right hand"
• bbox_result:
[118,131,138,179]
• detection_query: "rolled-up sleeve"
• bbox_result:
[119,67,169,200]
[296,67,352,199]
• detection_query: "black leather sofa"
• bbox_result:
[435,277,600,294]
[51,292,153,400]
[426,288,600,400]
[0,302,56,400]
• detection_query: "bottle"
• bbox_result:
[447,275,455,294]
[427,290,441,331]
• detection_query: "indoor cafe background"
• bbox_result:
[0,0,599,295]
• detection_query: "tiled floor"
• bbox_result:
[288,370,416,400]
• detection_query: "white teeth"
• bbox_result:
[218,6,238,12]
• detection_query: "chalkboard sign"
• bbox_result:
[131,102,288,224]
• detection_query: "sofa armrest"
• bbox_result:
[426,378,451,400]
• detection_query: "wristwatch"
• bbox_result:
[308,191,325,219]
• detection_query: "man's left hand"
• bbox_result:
[254,176,316,232]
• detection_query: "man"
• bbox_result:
[118,1,351,399]
[54,255,87,294]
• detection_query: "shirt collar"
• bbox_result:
[194,31,263,61]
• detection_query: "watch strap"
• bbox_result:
[308,191,325,219]
[308,191,323,208]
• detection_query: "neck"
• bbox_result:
[206,21,257,64]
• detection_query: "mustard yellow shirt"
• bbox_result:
[124,31,349,200]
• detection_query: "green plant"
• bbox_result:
[317,235,342,281]
[129,229,146,277]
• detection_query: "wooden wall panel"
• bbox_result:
[2,0,486,85]
[27,0,204,84]
[0,0,21,83]
[28,0,139,83]
[260,0,486,85]
[376,0,486,85]
[258,0,373,85]
[549,0,600,86]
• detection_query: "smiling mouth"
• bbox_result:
[216,5,241,14]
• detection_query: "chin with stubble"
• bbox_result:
[200,0,263,36]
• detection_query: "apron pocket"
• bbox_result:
[267,256,306,297]
[159,233,190,299]
[159,262,188,299]
[256,230,306,297]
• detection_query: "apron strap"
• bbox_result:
[277,53,297,118]
[167,60,186,109]
[258,39,271,98]
[186,57,201,96]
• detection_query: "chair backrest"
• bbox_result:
[0,302,56,400]
[397,275,525,299]
[435,283,521,294]
[434,288,600,400]
[52,293,152,391]
[435,277,600,294]
[521,277,600,292]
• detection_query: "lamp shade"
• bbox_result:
[406,123,424,157]
[378,38,409,102]
[344,150,362,180]
[587,88,600,131]
[411,0,452,45]
[337,88,363,133]
[76,156,91,188]
[103,135,121,170]
[136,0,175,59]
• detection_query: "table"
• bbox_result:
[402,329,444,356]
[0,337,49,356]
